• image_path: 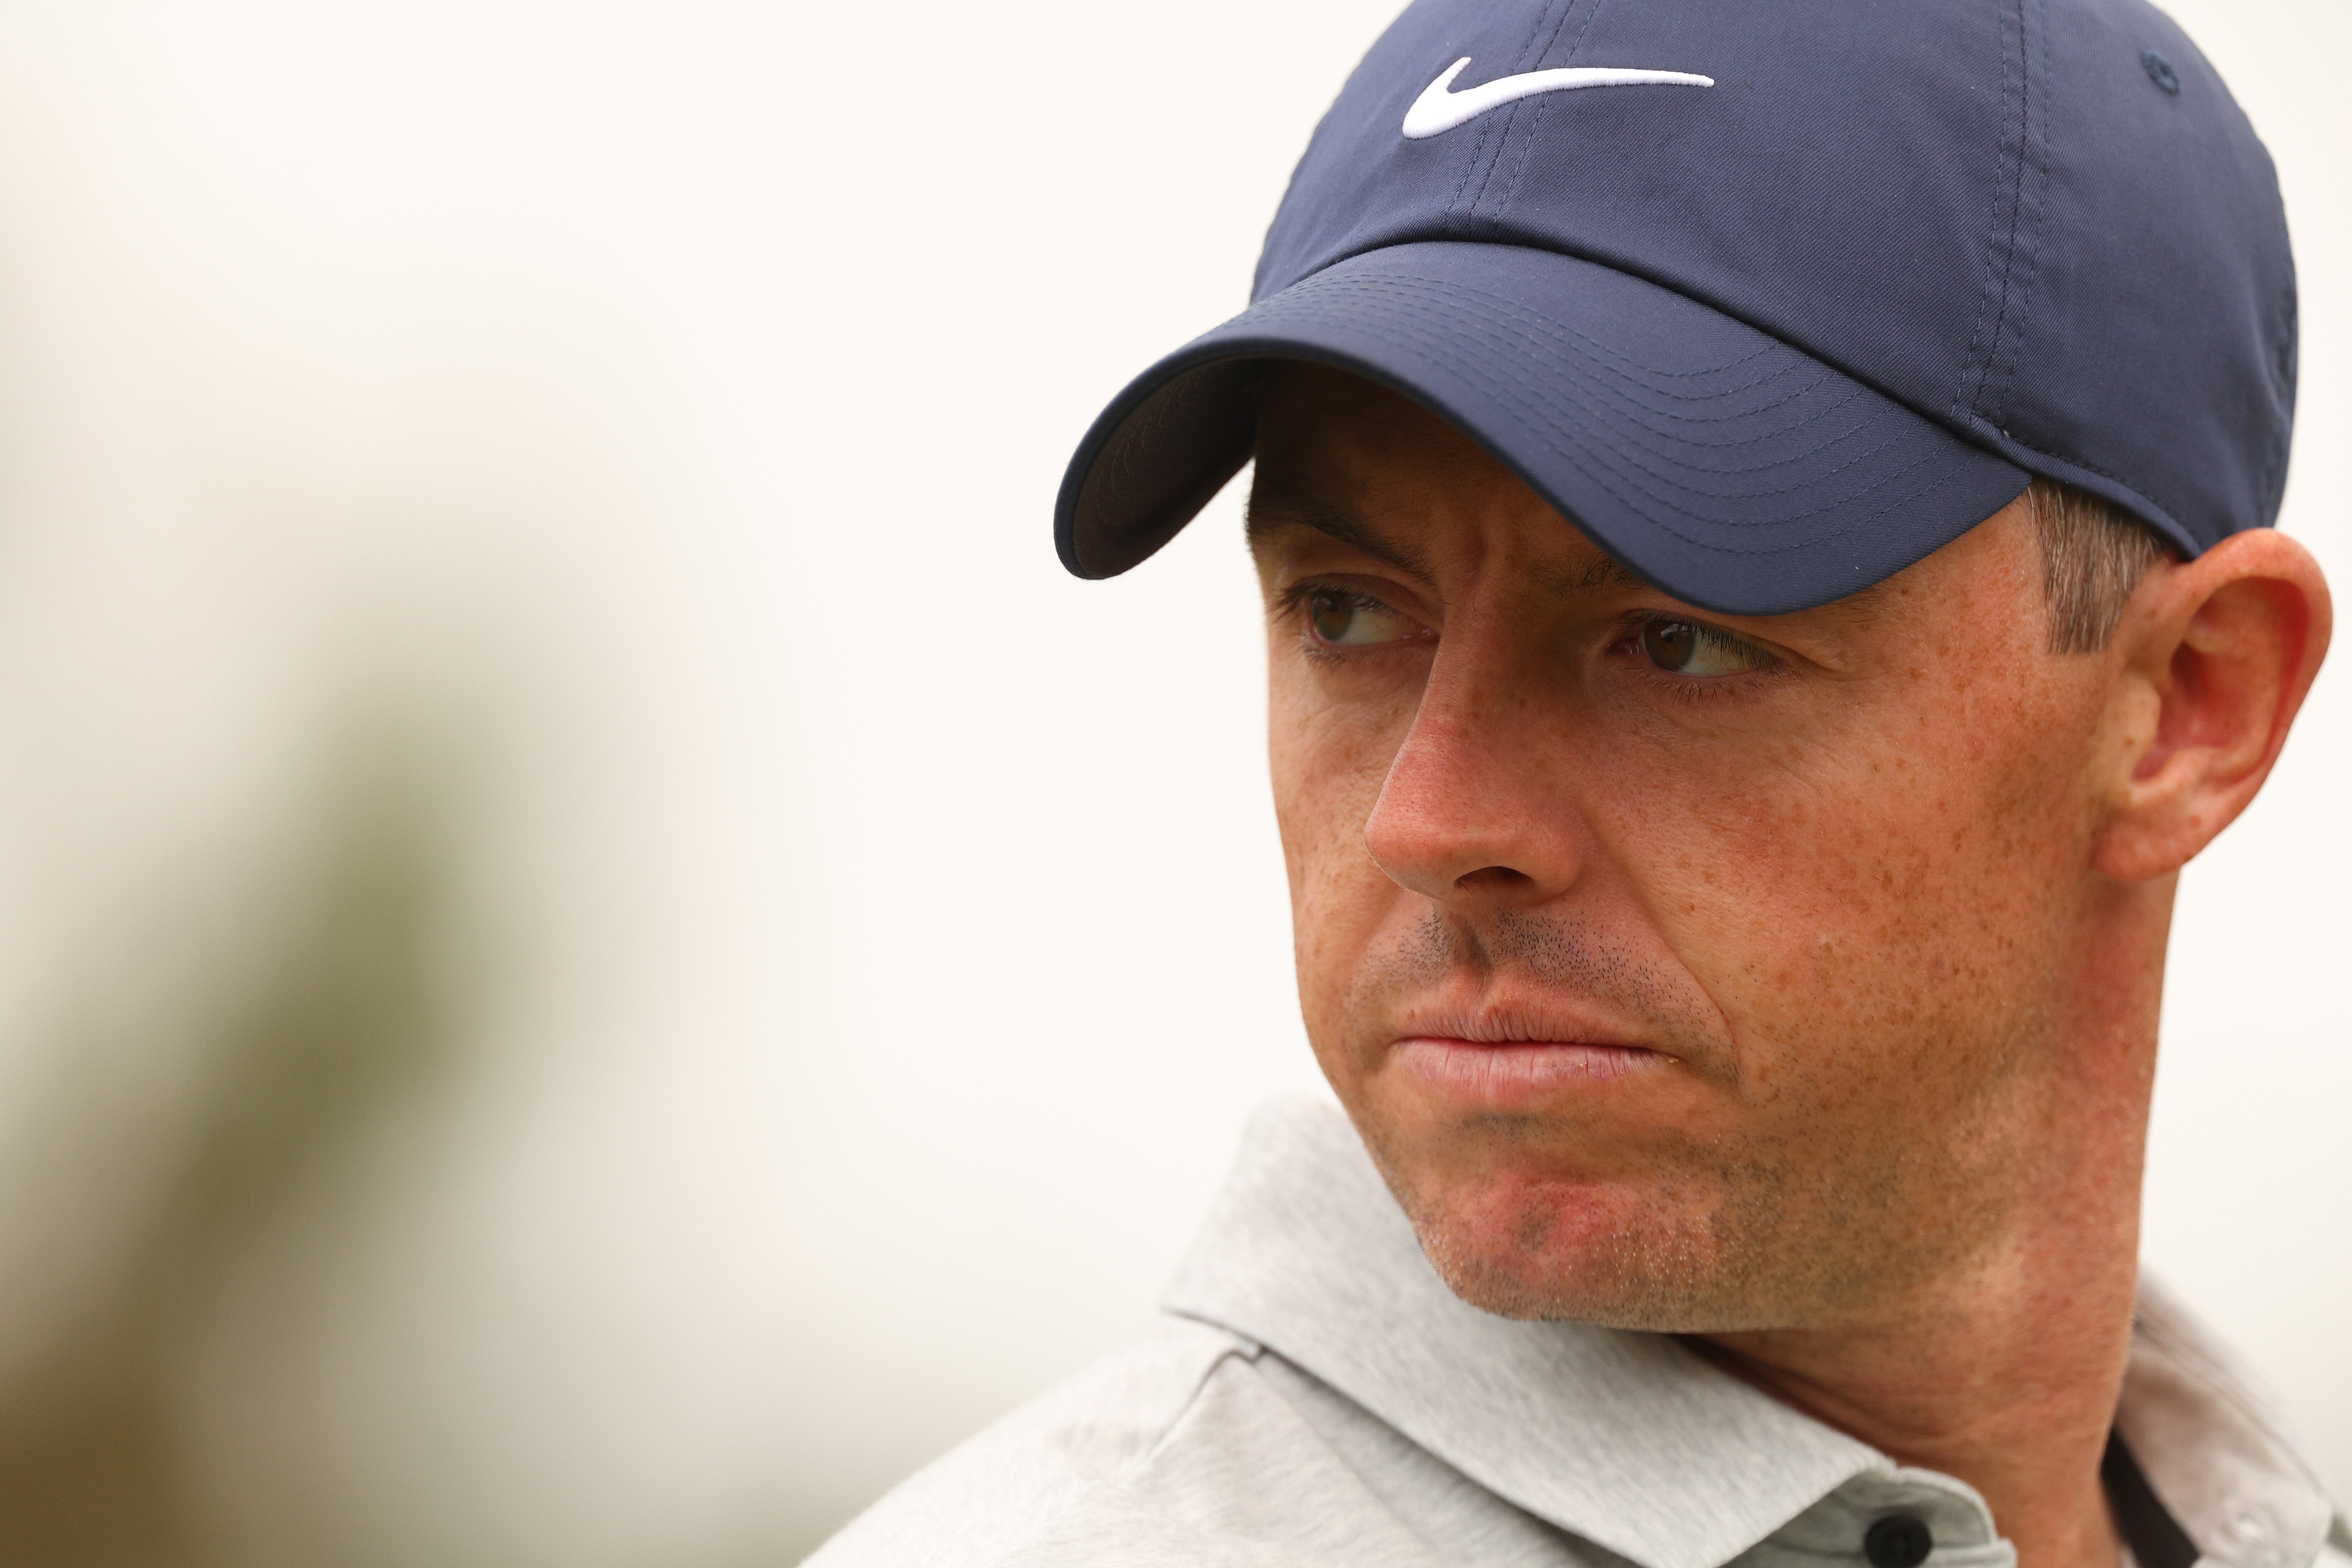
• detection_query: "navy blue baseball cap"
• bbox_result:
[1055,0,2298,615]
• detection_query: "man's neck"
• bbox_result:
[1693,879,2168,1568]
[1693,1239,2138,1568]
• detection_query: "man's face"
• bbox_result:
[1252,365,2133,1332]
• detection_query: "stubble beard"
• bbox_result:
[1329,907,2028,1334]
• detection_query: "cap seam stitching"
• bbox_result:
[1949,0,2023,425]
[1975,0,2049,430]
[1446,0,1564,224]
[1486,0,1606,219]
[1970,0,2032,423]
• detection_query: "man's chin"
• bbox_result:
[1392,1171,1771,1332]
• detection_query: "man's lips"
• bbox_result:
[1394,1037,1666,1099]
[1373,989,1689,1107]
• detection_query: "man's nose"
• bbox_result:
[1361,654,1588,907]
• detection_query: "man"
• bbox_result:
[811,0,2343,1565]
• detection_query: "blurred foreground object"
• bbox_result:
[0,11,792,1565]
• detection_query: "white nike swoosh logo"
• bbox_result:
[1401,56,1714,139]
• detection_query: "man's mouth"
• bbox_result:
[1392,1037,1668,1104]
[1387,1004,1673,1107]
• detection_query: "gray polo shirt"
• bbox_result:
[808,1099,2350,1568]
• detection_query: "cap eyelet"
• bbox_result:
[2142,50,2181,94]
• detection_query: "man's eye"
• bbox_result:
[1307,590,1412,647]
[1639,618,1774,676]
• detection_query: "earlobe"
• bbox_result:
[2092,532,2332,882]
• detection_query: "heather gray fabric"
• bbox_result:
[807,1100,2345,1568]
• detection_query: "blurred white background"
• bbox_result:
[0,2,2335,1564]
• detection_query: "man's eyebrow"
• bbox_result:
[1542,554,1655,597]
[1245,488,1434,581]
[1253,492,1688,605]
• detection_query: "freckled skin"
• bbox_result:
[1249,367,2330,1568]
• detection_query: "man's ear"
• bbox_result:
[2092,530,2332,883]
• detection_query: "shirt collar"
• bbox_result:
[1162,1098,2343,1568]
[2118,1278,2342,1568]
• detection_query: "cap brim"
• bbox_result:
[1055,241,2030,616]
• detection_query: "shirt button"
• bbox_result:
[1864,1514,1934,1568]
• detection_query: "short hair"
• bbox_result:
[2028,478,2175,654]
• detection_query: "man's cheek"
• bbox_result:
[1271,793,1393,1046]
[1274,710,1405,906]
[1612,780,1951,1051]
[1278,777,1386,931]
[1292,857,1405,1062]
